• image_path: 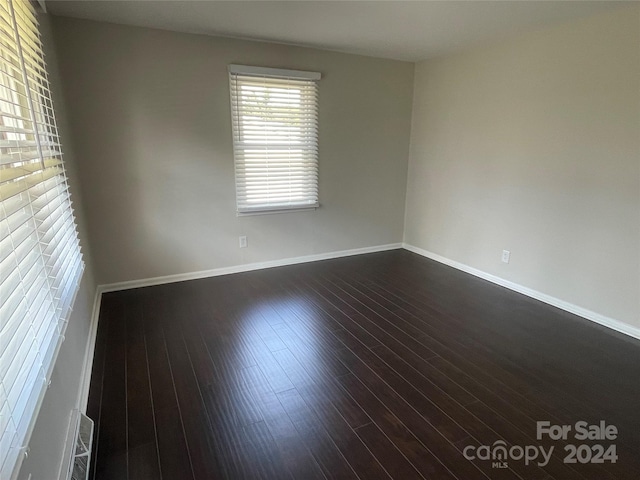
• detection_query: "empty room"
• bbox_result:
[2,0,639,479]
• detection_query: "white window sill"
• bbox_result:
[237,204,319,217]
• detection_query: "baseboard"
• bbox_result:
[78,286,103,414]
[99,243,403,293]
[402,243,640,342]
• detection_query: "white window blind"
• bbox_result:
[0,1,83,478]
[229,65,320,214]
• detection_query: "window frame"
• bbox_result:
[228,64,321,215]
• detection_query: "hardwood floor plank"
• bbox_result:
[94,295,127,480]
[143,294,194,480]
[353,421,424,480]
[125,297,161,479]
[182,329,247,479]
[267,323,369,430]
[125,299,156,449]
[153,406,193,480]
[336,372,456,480]
[238,364,327,480]
[242,420,293,479]
[163,318,221,480]
[277,387,360,480]
[86,292,112,480]
[127,442,161,480]
[271,348,392,479]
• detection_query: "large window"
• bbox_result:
[229,65,320,214]
[0,0,83,478]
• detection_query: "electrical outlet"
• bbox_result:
[501,250,510,264]
[239,235,247,248]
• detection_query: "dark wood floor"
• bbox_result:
[86,250,640,480]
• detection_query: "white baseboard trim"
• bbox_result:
[78,286,103,414]
[402,243,640,341]
[99,243,403,293]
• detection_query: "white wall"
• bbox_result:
[404,5,640,329]
[50,16,414,286]
[16,13,98,480]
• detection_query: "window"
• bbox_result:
[229,65,320,214]
[0,0,83,478]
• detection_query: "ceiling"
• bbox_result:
[45,1,626,62]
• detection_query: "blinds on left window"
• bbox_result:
[0,1,84,479]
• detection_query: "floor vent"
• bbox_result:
[61,410,94,480]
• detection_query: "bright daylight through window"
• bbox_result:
[0,0,83,478]
[229,65,320,214]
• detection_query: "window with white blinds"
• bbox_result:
[229,65,320,214]
[0,1,83,478]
